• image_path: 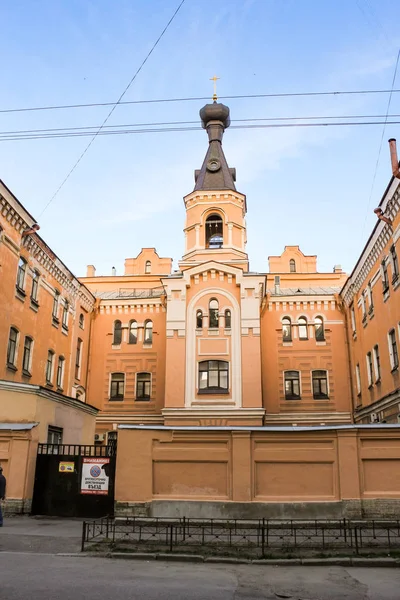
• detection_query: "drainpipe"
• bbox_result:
[388,138,400,179]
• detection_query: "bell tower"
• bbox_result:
[179,101,249,271]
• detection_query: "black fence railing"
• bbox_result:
[81,517,400,556]
[38,443,117,457]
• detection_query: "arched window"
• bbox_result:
[113,320,122,345]
[289,259,296,273]
[298,317,308,340]
[198,360,229,393]
[196,310,203,329]
[136,372,151,400]
[205,214,223,249]
[79,313,84,329]
[129,320,138,344]
[145,260,151,274]
[144,320,153,344]
[315,316,325,341]
[225,309,231,329]
[282,317,292,342]
[209,299,219,328]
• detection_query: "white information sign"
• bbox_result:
[81,458,110,495]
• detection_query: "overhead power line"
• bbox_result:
[2,120,400,142]
[1,113,400,138]
[361,48,400,241]
[38,0,186,218]
[1,89,400,115]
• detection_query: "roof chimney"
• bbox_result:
[333,265,342,273]
[86,265,96,277]
[111,266,116,276]
[274,275,280,295]
[388,138,400,178]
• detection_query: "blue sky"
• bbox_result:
[1,0,399,277]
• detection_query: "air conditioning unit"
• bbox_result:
[370,412,379,423]
[94,433,105,442]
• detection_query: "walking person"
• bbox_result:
[0,466,6,526]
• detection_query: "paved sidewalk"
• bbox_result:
[0,515,83,553]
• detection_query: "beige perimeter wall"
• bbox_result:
[115,426,400,519]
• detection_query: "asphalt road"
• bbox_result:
[0,554,399,600]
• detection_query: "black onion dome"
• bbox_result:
[200,102,231,129]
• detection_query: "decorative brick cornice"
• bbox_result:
[22,234,94,311]
[341,187,400,306]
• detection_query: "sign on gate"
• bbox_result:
[81,458,110,495]
[59,461,74,473]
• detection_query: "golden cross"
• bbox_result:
[210,75,220,101]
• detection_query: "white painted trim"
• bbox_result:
[185,288,242,408]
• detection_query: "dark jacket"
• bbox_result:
[0,473,6,499]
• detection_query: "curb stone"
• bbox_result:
[156,553,204,562]
[56,552,400,567]
[252,559,302,565]
[204,557,249,564]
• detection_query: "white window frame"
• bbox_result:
[373,345,381,383]
[311,369,329,399]
[135,371,152,400]
[388,329,399,371]
[46,350,55,384]
[366,352,373,387]
[75,339,83,380]
[109,372,125,400]
[22,336,34,374]
[350,306,356,333]
[283,370,302,400]
[56,356,65,389]
[355,364,361,396]
[7,327,20,367]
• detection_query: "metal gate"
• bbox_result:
[31,442,116,518]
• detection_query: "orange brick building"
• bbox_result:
[1,101,400,517]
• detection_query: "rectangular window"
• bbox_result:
[284,370,301,400]
[7,327,19,367]
[52,291,60,321]
[355,364,361,396]
[382,259,389,293]
[62,300,69,329]
[16,257,27,292]
[388,329,399,371]
[56,356,65,389]
[136,372,151,400]
[361,292,367,321]
[312,370,329,399]
[75,339,82,379]
[110,373,125,400]
[31,270,40,304]
[46,350,55,384]
[373,345,381,382]
[350,305,356,334]
[198,360,229,393]
[367,282,374,313]
[366,352,373,387]
[391,245,399,282]
[47,426,63,445]
[22,337,33,374]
